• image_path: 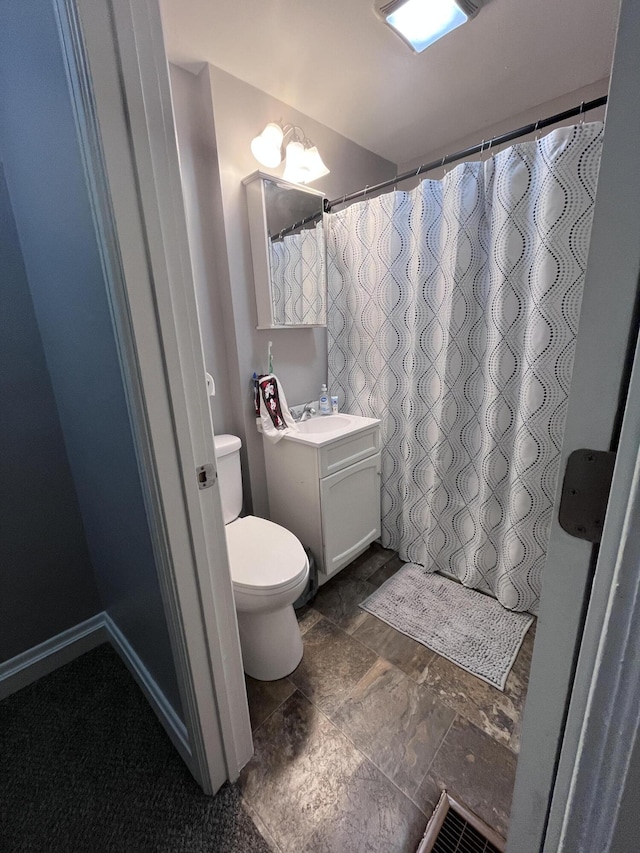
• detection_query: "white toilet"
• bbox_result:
[214,434,309,681]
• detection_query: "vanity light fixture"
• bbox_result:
[377,0,484,53]
[250,122,284,168]
[250,122,330,184]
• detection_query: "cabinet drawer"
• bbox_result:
[318,426,380,477]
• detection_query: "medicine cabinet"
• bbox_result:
[243,171,327,329]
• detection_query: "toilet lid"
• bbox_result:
[226,516,308,591]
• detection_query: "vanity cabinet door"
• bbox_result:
[320,452,381,580]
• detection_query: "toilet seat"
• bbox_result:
[226,516,308,595]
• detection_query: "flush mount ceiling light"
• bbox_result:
[377,0,484,53]
[250,122,330,184]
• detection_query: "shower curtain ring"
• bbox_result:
[579,100,585,123]
[363,185,369,199]
[534,119,541,141]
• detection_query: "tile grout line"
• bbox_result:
[299,609,524,769]
[247,680,296,738]
[241,789,288,852]
[361,550,400,582]
[319,656,458,818]
[417,647,526,754]
[241,689,304,853]
[315,597,373,637]
[310,692,434,820]
[355,625,439,687]
[286,647,434,821]
[296,611,420,720]
[241,796,286,853]
[285,632,438,817]
[246,548,527,848]
[300,613,453,727]
[321,607,437,691]
[326,655,384,719]
[243,681,393,853]
[433,693,519,755]
[408,711,459,808]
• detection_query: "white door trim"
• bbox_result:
[55,0,252,792]
[509,1,640,848]
[551,322,640,851]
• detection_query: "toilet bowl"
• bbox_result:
[214,434,309,681]
[226,515,308,680]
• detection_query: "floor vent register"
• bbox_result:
[417,791,506,853]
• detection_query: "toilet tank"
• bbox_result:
[213,434,243,525]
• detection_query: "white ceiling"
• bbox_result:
[159,0,619,166]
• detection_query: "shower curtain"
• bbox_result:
[327,123,604,612]
[269,222,326,325]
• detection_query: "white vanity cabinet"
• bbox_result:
[262,420,381,583]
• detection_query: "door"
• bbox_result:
[508,1,640,849]
[320,453,382,578]
[57,0,254,792]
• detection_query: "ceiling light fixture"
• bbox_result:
[377,0,484,53]
[250,122,330,184]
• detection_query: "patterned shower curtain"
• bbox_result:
[327,123,604,612]
[269,222,326,325]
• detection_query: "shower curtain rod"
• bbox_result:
[323,95,607,213]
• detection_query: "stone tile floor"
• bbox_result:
[240,545,534,852]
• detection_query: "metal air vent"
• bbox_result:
[417,791,505,853]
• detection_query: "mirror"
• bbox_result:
[244,172,326,329]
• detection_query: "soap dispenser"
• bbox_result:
[319,383,330,415]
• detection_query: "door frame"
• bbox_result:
[54,0,253,793]
[549,291,640,851]
[508,1,640,849]
[55,0,640,839]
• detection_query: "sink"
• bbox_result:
[282,412,381,446]
[258,410,380,446]
[296,414,354,434]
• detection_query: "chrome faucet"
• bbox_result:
[294,402,316,422]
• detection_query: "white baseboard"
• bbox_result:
[0,612,191,769]
[0,614,108,700]
[104,614,191,766]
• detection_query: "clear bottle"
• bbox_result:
[319,383,330,415]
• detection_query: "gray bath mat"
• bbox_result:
[361,564,534,690]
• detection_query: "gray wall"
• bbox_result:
[0,2,181,715]
[0,163,101,662]
[169,64,235,436]
[398,79,609,177]
[169,63,396,515]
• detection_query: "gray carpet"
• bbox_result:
[0,644,271,853]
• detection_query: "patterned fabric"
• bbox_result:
[327,123,604,612]
[269,222,326,325]
[258,375,287,430]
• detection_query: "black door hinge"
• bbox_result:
[558,449,616,543]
